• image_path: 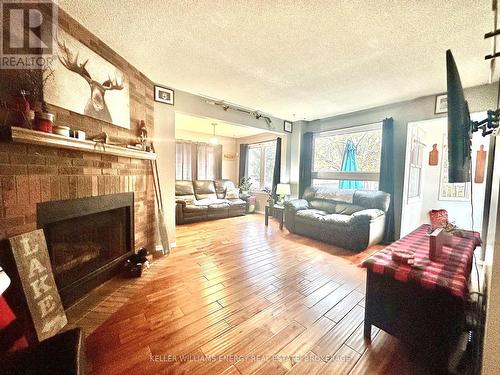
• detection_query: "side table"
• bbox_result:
[265,204,284,230]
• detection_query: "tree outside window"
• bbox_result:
[247,141,276,190]
[312,123,382,190]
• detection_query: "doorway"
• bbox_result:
[400,113,489,237]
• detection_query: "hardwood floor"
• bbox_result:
[85,214,428,375]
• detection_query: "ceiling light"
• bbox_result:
[209,123,218,145]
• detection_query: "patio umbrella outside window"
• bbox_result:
[339,140,363,189]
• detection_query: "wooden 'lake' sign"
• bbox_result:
[9,229,67,342]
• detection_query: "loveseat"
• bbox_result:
[284,187,390,251]
[175,179,247,224]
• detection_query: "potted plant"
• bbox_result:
[0,67,54,130]
[239,177,253,196]
[263,187,274,207]
[441,222,464,245]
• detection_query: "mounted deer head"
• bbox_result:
[57,39,124,123]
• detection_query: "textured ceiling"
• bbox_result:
[175,112,269,138]
[59,0,493,120]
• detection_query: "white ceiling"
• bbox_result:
[59,0,493,121]
[175,112,268,138]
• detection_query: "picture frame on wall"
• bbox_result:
[45,28,131,129]
[434,94,448,114]
[154,85,174,105]
[284,120,293,133]
[223,152,235,161]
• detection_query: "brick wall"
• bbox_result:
[0,9,157,250]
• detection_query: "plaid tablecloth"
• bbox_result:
[361,224,480,299]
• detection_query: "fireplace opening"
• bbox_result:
[37,193,134,308]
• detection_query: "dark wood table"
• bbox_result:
[361,225,479,372]
[265,205,284,230]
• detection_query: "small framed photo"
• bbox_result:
[154,85,174,105]
[284,120,293,133]
[435,94,447,114]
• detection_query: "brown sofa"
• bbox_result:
[175,179,247,224]
[284,187,390,251]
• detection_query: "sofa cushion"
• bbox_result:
[193,180,218,200]
[309,200,337,214]
[320,213,355,226]
[227,198,246,206]
[176,180,196,202]
[303,186,354,203]
[176,180,194,195]
[208,202,230,209]
[296,209,328,222]
[214,179,236,198]
[184,204,208,214]
[334,203,365,215]
[353,208,385,220]
[284,199,309,212]
[208,202,229,218]
[227,199,246,216]
[194,198,229,206]
[176,197,195,205]
[353,190,390,212]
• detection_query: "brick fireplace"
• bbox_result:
[0,9,156,241]
[0,8,158,316]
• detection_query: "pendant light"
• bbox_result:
[209,123,218,145]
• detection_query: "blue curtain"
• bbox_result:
[339,140,363,189]
[379,117,395,243]
[299,132,314,198]
[271,138,282,198]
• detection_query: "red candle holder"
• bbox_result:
[34,112,54,133]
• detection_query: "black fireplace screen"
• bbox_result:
[37,193,134,307]
[45,207,128,289]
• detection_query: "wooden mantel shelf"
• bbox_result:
[7,127,157,160]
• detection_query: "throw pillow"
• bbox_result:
[225,188,240,199]
[429,209,449,230]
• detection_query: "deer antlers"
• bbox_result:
[57,38,124,91]
[102,73,124,91]
[57,39,92,84]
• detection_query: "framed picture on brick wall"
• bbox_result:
[154,85,174,105]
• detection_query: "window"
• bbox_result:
[197,143,217,180]
[407,127,425,200]
[175,141,192,180]
[439,137,469,201]
[312,123,382,190]
[246,141,276,190]
[175,141,221,180]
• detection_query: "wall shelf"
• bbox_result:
[6,127,157,160]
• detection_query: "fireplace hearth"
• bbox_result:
[37,193,134,308]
